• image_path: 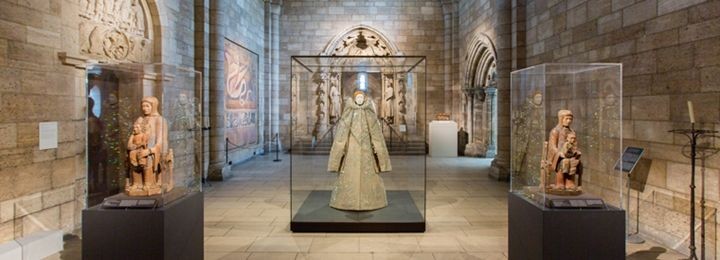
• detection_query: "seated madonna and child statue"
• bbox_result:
[125,96,174,197]
[541,109,583,195]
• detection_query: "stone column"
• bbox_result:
[265,0,282,151]
[207,0,229,180]
[489,0,517,180]
[486,87,497,157]
[194,0,210,180]
[442,0,460,119]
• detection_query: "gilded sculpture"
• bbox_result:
[327,91,392,211]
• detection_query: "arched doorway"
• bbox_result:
[462,33,497,158]
[293,25,420,145]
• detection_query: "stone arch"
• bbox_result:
[79,0,159,63]
[462,33,498,157]
[464,33,497,89]
[321,24,403,56]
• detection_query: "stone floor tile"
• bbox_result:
[309,237,360,252]
[247,252,298,260]
[247,236,314,252]
[358,237,419,253]
[370,252,434,260]
[205,237,256,252]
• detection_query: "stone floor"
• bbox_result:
[53,154,687,259]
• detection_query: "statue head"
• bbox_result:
[141,96,160,116]
[557,110,573,127]
[566,132,577,144]
[532,92,543,106]
[353,90,365,105]
[133,122,143,134]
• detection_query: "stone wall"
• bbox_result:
[458,0,516,177]
[278,0,447,147]
[206,0,266,180]
[519,0,720,256]
[0,0,199,244]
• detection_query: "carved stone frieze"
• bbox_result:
[79,0,153,62]
[332,30,391,56]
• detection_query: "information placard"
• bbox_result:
[39,122,58,150]
[614,146,644,173]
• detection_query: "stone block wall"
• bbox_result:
[0,0,203,244]
[278,0,446,147]
[458,0,516,176]
[206,0,266,180]
[0,0,90,244]
[518,0,720,256]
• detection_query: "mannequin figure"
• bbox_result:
[327,91,392,211]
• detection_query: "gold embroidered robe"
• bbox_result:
[327,98,392,211]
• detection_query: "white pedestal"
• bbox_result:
[429,121,458,157]
[16,230,63,260]
[0,241,21,260]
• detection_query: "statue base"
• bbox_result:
[544,187,582,196]
[509,192,624,260]
[523,187,604,209]
[125,186,163,196]
[83,191,203,260]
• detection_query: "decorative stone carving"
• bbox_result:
[80,0,153,63]
[397,74,407,124]
[322,25,401,56]
[382,74,395,123]
[332,31,391,56]
[328,74,342,123]
[312,73,329,137]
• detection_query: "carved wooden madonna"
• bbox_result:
[79,0,154,63]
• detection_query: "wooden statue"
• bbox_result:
[544,109,583,194]
[125,96,174,196]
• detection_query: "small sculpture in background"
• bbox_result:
[435,112,451,121]
[542,109,583,194]
[329,82,341,123]
[125,96,174,196]
[383,77,395,123]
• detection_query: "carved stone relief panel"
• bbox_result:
[323,26,400,56]
[79,0,153,63]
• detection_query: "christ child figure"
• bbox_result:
[128,122,148,168]
[559,132,581,176]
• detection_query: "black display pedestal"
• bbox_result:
[82,191,203,260]
[291,190,425,232]
[508,192,625,260]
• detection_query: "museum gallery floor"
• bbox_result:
[54,155,684,259]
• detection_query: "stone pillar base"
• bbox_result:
[489,159,509,181]
[207,163,232,181]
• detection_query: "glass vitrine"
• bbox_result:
[290,56,427,232]
[510,63,623,209]
[86,63,202,208]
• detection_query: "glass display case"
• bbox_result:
[290,56,427,232]
[86,63,203,208]
[510,63,623,209]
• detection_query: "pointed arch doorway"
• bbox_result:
[462,33,498,158]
